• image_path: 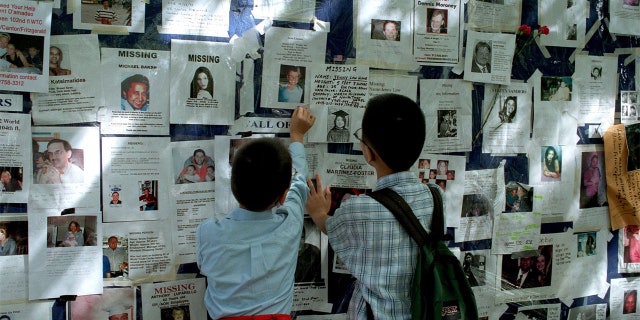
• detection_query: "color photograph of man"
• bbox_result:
[103,235,128,278]
[36,139,84,184]
[427,9,447,34]
[371,19,400,41]
[139,185,157,211]
[471,41,491,73]
[121,74,150,111]
[1,168,22,192]
[49,46,71,76]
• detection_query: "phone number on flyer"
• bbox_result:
[0,79,24,86]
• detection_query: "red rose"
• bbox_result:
[538,25,550,35]
[518,24,532,36]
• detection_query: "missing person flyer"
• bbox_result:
[102,136,172,222]
[260,27,327,110]
[28,212,103,300]
[31,34,103,125]
[141,278,207,320]
[0,0,52,93]
[29,126,101,212]
[0,112,30,204]
[99,47,170,135]
[413,0,462,66]
[169,39,235,125]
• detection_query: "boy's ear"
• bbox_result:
[363,144,376,164]
[277,188,289,206]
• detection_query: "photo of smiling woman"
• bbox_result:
[190,66,214,99]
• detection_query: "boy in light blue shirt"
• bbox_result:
[196,107,315,319]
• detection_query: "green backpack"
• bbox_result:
[369,185,479,320]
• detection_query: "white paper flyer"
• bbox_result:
[0,112,30,204]
[99,47,170,135]
[159,0,230,37]
[141,278,207,320]
[31,34,102,125]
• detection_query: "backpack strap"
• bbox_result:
[369,184,444,246]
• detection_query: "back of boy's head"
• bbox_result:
[231,138,292,211]
[362,93,425,172]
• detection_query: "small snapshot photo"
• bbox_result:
[0,167,23,192]
[622,225,640,263]
[541,145,562,182]
[0,33,45,75]
[0,220,28,256]
[426,8,448,34]
[576,231,597,257]
[500,246,552,290]
[504,182,533,213]
[138,180,158,211]
[173,148,215,184]
[370,19,401,41]
[47,215,98,248]
[278,64,306,103]
[102,234,129,278]
[435,179,446,190]
[80,0,132,26]
[327,108,351,143]
[161,305,191,320]
[437,110,457,138]
[460,194,490,218]
[565,23,577,40]
[461,252,486,287]
[296,218,324,284]
[579,151,605,209]
[541,76,572,101]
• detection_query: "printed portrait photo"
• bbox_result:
[427,9,448,34]
[501,246,552,290]
[49,44,71,76]
[436,179,446,190]
[624,290,638,314]
[138,180,158,211]
[278,64,306,103]
[568,304,597,320]
[33,136,85,184]
[541,145,562,181]
[622,225,640,263]
[0,220,28,256]
[498,96,517,123]
[70,287,134,320]
[418,158,431,169]
[470,41,492,74]
[47,215,98,248]
[590,66,602,80]
[371,19,401,41]
[436,159,449,176]
[446,170,455,180]
[121,73,150,111]
[190,66,214,100]
[161,305,191,320]
[504,182,533,213]
[437,110,457,138]
[327,109,350,143]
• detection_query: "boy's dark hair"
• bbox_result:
[362,93,425,172]
[231,138,292,211]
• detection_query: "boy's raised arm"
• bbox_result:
[290,106,315,143]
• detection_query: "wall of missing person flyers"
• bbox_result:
[0,0,639,319]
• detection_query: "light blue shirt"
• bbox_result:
[326,172,445,319]
[196,142,309,319]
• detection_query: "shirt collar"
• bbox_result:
[226,207,276,221]
[374,171,420,191]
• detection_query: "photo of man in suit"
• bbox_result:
[471,41,491,73]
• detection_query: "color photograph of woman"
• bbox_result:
[190,66,214,99]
